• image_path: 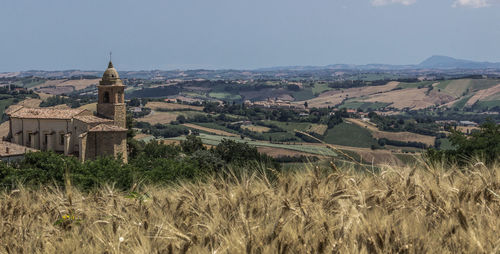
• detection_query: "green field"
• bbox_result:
[208,92,242,101]
[291,89,315,101]
[311,83,332,95]
[452,95,473,109]
[169,133,338,157]
[436,79,499,98]
[471,100,500,110]
[323,122,377,148]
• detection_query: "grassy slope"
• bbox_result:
[323,122,377,148]
[291,88,315,101]
[1,164,498,253]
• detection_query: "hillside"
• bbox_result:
[0,164,498,253]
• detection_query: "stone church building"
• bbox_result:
[6,61,128,163]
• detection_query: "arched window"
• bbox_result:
[103,91,110,103]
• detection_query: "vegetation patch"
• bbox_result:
[323,122,377,148]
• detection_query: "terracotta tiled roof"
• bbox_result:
[88,124,127,132]
[0,141,36,157]
[9,107,88,120]
[74,115,113,124]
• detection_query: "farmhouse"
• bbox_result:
[5,61,128,163]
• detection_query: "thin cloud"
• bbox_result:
[452,0,493,8]
[371,0,417,6]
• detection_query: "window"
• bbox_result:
[103,91,110,103]
[27,133,32,146]
[60,134,65,146]
[44,134,48,145]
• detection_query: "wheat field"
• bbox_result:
[1,162,499,253]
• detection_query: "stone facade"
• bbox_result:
[6,61,128,163]
[82,127,127,163]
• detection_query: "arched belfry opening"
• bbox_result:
[103,91,110,103]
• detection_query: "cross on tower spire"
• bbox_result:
[108,51,114,68]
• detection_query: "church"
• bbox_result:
[5,61,128,163]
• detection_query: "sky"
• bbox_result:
[0,0,499,71]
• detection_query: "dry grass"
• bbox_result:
[363,88,454,110]
[241,125,271,133]
[1,163,499,253]
[307,124,328,136]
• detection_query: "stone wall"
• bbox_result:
[84,131,127,163]
[113,104,127,129]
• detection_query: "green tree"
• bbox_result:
[426,119,500,165]
[181,135,205,154]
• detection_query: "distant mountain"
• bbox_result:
[3,56,500,79]
[418,55,500,69]
[257,56,500,72]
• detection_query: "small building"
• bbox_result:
[459,121,478,127]
[0,141,36,162]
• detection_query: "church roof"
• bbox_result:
[0,141,36,157]
[88,124,127,132]
[74,115,113,124]
[8,107,88,120]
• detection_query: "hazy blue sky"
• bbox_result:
[0,0,499,71]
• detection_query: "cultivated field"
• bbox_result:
[182,123,238,137]
[139,111,179,124]
[346,118,436,146]
[1,164,498,253]
[31,79,100,95]
[465,83,500,107]
[145,101,203,111]
[241,125,271,133]
[304,81,400,108]
[363,88,454,110]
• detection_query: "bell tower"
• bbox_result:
[97,61,126,128]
